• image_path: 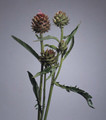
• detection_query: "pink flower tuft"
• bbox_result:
[38,9,43,15]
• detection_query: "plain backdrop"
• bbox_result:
[0,0,106,120]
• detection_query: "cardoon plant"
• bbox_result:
[12,10,94,120]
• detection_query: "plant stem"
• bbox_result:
[43,56,63,120]
[38,33,44,120]
[55,26,64,80]
[54,56,63,81]
[43,27,64,120]
[44,73,55,120]
[41,73,46,120]
[60,27,64,42]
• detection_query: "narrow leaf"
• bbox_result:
[33,67,51,78]
[12,35,40,61]
[64,36,74,59]
[34,35,59,43]
[27,71,42,111]
[33,65,58,78]
[54,82,94,109]
[27,71,39,100]
[45,44,58,51]
[65,24,80,45]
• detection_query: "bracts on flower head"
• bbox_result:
[31,11,50,33]
[53,11,69,28]
[39,49,58,67]
[58,40,67,55]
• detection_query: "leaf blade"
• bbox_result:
[45,44,58,51]
[34,35,59,43]
[64,36,74,59]
[65,24,80,45]
[12,35,40,61]
[33,65,58,78]
[27,71,39,100]
[54,82,94,109]
[33,67,51,78]
[27,71,42,111]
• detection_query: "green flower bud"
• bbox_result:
[53,11,69,28]
[40,49,58,66]
[58,40,67,55]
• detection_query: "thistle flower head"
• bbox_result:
[53,11,69,28]
[31,11,50,33]
[40,49,57,66]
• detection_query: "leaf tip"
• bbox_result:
[11,35,14,38]
[11,35,16,40]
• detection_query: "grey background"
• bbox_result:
[0,0,105,120]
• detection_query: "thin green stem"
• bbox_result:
[60,27,64,42]
[38,64,43,120]
[54,56,63,81]
[40,34,44,55]
[41,73,46,120]
[44,73,55,120]
[55,26,64,81]
[43,56,63,120]
[38,33,44,120]
[42,27,64,120]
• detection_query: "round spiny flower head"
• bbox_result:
[53,11,69,28]
[40,49,57,66]
[31,11,50,33]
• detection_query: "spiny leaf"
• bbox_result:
[27,71,42,111]
[45,44,58,51]
[64,36,74,60]
[54,82,94,109]
[34,35,59,43]
[65,24,80,45]
[12,35,40,61]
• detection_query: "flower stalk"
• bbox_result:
[44,72,55,120]
[38,33,44,120]
[41,72,46,120]
[60,27,64,42]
